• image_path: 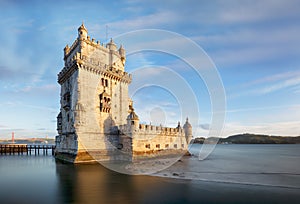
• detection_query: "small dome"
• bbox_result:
[119,44,125,51]
[106,38,117,51]
[183,117,192,128]
[127,109,139,120]
[78,22,87,32]
[119,44,125,56]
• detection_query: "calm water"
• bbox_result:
[0,144,299,204]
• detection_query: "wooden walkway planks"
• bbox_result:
[0,144,55,156]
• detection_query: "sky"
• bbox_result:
[0,0,300,139]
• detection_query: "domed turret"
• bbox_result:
[183,117,192,144]
[78,23,88,40]
[127,109,139,120]
[119,44,125,57]
[118,44,126,65]
[106,38,117,51]
[127,106,139,130]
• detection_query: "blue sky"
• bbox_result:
[0,0,300,139]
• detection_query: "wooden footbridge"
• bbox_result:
[0,144,55,156]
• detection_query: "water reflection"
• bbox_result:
[1,145,300,204]
[55,161,182,203]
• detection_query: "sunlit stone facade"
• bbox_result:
[55,24,192,163]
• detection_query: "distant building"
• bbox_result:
[55,24,192,163]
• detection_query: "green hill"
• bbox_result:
[193,134,300,144]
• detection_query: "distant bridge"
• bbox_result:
[0,144,55,156]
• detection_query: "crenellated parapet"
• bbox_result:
[59,23,128,85]
[119,123,184,137]
[63,23,125,69]
[58,63,132,85]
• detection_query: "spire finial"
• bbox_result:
[78,22,87,32]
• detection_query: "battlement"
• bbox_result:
[58,24,128,85]
[64,36,125,61]
[63,23,125,71]
[57,59,132,85]
[119,123,184,136]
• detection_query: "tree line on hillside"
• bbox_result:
[193,133,300,144]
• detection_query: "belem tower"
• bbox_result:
[55,24,193,163]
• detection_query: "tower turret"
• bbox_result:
[127,107,139,130]
[118,44,126,65]
[183,117,192,144]
[106,38,117,51]
[78,23,88,40]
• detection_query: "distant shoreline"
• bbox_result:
[0,138,55,145]
[2,134,300,145]
[193,133,300,144]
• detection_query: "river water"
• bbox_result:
[0,144,299,204]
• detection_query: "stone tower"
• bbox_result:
[55,24,193,163]
[55,23,132,162]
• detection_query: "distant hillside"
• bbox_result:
[193,134,300,144]
[0,138,55,145]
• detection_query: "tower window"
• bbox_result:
[131,121,135,125]
[101,78,109,87]
[99,93,111,113]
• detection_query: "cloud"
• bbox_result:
[18,103,57,112]
[194,25,300,67]
[107,11,178,34]
[18,84,58,93]
[292,85,300,94]
[37,128,46,131]
[256,75,300,94]
[119,0,300,29]
[126,52,156,70]
[244,71,300,95]
[228,70,300,99]
[246,71,300,87]
[222,121,300,137]
[199,123,210,130]
[227,104,300,114]
[87,10,179,39]
[221,103,300,137]
[216,0,300,24]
